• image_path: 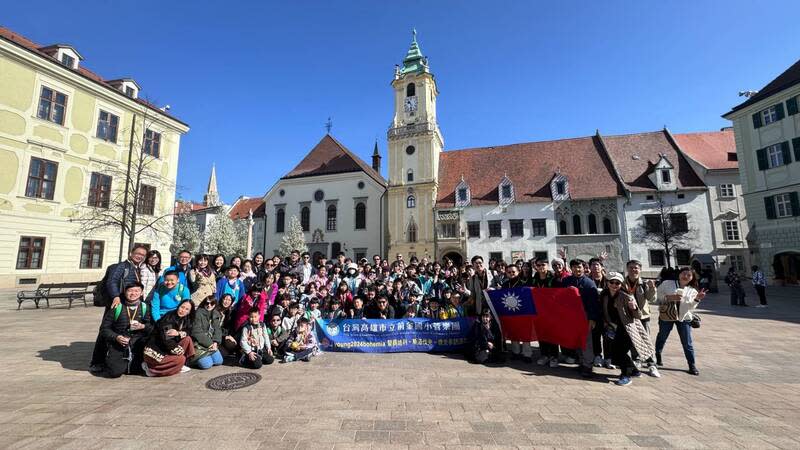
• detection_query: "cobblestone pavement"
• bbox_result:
[1,286,799,449]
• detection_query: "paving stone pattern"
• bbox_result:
[0,286,799,449]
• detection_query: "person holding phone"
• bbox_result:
[654,267,707,375]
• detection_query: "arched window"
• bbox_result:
[406,83,415,97]
[300,206,310,232]
[559,220,568,235]
[602,217,613,234]
[588,214,598,234]
[276,208,285,233]
[326,204,337,231]
[407,195,416,208]
[355,202,366,230]
[331,242,341,258]
[572,214,582,234]
[407,222,417,243]
[407,169,414,182]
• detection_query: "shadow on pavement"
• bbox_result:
[695,285,800,324]
[37,341,94,371]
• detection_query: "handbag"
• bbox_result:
[690,313,701,329]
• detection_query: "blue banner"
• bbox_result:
[315,318,473,353]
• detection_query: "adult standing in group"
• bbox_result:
[724,267,747,306]
[299,252,316,285]
[465,256,492,317]
[280,250,304,279]
[189,254,217,305]
[654,267,706,375]
[98,282,153,378]
[161,250,192,286]
[622,260,658,376]
[588,257,608,368]
[561,259,599,377]
[89,244,148,372]
[140,250,162,301]
[751,265,768,307]
[503,264,532,363]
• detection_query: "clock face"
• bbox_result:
[404,96,418,113]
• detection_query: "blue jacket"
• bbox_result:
[562,275,601,322]
[216,277,245,305]
[151,282,190,322]
[158,264,190,287]
[106,260,141,300]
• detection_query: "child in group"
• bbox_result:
[284,317,318,362]
[323,297,346,320]
[349,297,365,319]
[232,284,267,334]
[304,298,322,321]
[403,305,417,318]
[282,302,302,332]
[270,292,291,318]
[239,308,275,369]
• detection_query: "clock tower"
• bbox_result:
[387,30,443,260]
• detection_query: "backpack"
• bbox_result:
[93,262,130,307]
[113,303,148,320]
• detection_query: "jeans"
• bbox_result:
[576,323,595,368]
[655,319,695,366]
[195,350,223,369]
[730,285,746,306]
[511,341,532,357]
[755,285,767,305]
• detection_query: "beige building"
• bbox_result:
[0,27,189,288]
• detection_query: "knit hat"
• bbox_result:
[607,272,624,283]
[346,263,359,272]
[550,258,565,267]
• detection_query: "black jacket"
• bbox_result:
[147,310,192,353]
[365,305,395,319]
[100,302,153,344]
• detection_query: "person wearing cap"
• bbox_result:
[343,262,363,297]
[98,282,153,377]
[601,272,655,386]
[549,258,569,286]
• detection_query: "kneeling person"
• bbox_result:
[100,282,153,378]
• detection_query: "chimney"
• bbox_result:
[371,140,381,172]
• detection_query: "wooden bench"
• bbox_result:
[17,281,97,310]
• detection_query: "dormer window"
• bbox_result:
[651,154,675,191]
[458,188,468,202]
[60,54,75,68]
[556,181,566,195]
[550,174,569,201]
[40,45,82,69]
[455,177,470,207]
[108,79,141,99]
[498,176,514,205]
[660,169,671,184]
[125,86,135,98]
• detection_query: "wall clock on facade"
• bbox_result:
[314,189,324,201]
[279,189,285,197]
[405,145,415,155]
[404,96,417,113]
[357,181,365,189]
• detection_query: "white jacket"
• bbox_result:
[655,280,700,322]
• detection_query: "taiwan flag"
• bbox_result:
[485,287,589,349]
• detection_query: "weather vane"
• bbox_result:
[325,117,333,134]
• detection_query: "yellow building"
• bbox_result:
[0,27,189,288]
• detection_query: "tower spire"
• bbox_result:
[204,164,221,207]
[400,28,428,75]
[372,139,381,172]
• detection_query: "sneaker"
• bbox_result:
[603,359,616,370]
[284,354,295,363]
[301,356,311,362]
[656,353,663,367]
[615,376,632,386]
[755,304,767,308]
[648,366,661,378]
[631,370,643,378]
[141,362,153,377]
[537,356,549,366]
[564,356,577,364]
[593,355,603,367]
[180,365,191,373]
[688,365,700,376]
[580,366,595,378]
[549,357,559,368]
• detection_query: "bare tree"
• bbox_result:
[632,193,696,268]
[71,99,176,262]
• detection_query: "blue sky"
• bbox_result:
[5,1,800,203]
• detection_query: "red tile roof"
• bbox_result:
[673,130,738,170]
[436,135,623,207]
[725,57,800,116]
[283,135,386,186]
[0,26,187,127]
[173,200,206,215]
[228,197,265,220]
[600,130,706,191]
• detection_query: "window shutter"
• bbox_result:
[776,103,786,120]
[756,148,768,170]
[788,97,799,116]
[791,192,800,217]
[764,196,776,220]
[793,137,800,162]
[752,113,763,129]
[781,141,792,164]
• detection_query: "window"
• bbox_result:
[509,219,524,237]
[406,195,416,208]
[602,217,613,234]
[775,193,793,218]
[60,54,75,68]
[300,206,310,231]
[405,145,415,155]
[407,222,417,243]
[719,184,735,198]
[80,240,104,269]
[488,220,502,237]
[406,83,415,97]
[331,242,341,257]
[137,184,156,215]
[501,184,512,200]
[675,249,691,266]
[407,170,414,182]
[89,173,112,208]
[677,193,684,199]
[96,110,119,143]
[761,106,778,125]
[649,249,666,267]
[558,220,568,235]
[767,144,784,168]
[124,86,135,98]
[555,180,566,196]
[144,130,161,158]
[489,252,503,263]
[37,87,67,125]
[457,188,468,202]
[467,221,480,238]
[723,221,740,241]
[354,249,367,261]
[16,237,45,269]
[572,215,582,234]
[534,251,548,261]
[728,152,738,162]
[729,255,745,272]
[440,223,457,238]
[531,219,546,237]
[326,204,337,231]
[275,208,285,233]
[25,157,58,200]
[646,195,654,201]
[661,169,671,184]
[355,202,366,230]
[670,213,688,232]
[588,214,598,234]
[645,214,662,233]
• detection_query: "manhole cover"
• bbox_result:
[205,372,262,391]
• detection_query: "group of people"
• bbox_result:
[88,245,712,387]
